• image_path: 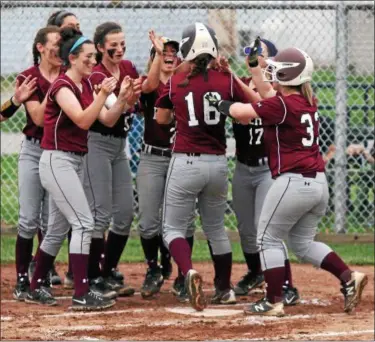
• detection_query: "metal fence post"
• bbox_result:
[334,2,349,233]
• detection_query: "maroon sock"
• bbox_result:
[141,236,159,269]
[284,259,294,287]
[177,236,195,278]
[212,252,232,291]
[67,228,73,274]
[30,249,56,291]
[70,253,89,297]
[168,238,192,276]
[102,231,128,277]
[263,266,285,304]
[15,235,33,277]
[320,251,352,283]
[88,238,105,279]
[244,252,262,275]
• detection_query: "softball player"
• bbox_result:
[26,27,137,310]
[207,43,368,316]
[47,10,80,31]
[155,22,249,311]
[83,22,143,297]
[2,26,63,300]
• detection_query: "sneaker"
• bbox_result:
[25,287,57,306]
[211,288,237,305]
[109,269,135,297]
[234,272,265,296]
[28,260,36,281]
[141,267,164,299]
[161,259,173,280]
[171,276,185,296]
[244,297,285,317]
[176,285,189,303]
[282,284,300,306]
[341,271,368,313]
[185,269,207,311]
[89,277,118,300]
[64,272,74,289]
[13,275,30,301]
[71,290,116,311]
[48,264,62,286]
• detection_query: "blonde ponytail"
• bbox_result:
[301,82,315,106]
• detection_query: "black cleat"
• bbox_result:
[341,271,368,313]
[171,276,185,296]
[109,269,135,297]
[233,272,265,296]
[244,297,284,316]
[141,267,164,299]
[211,288,237,304]
[282,284,300,306]
[89,277,118,300]
[176,285,189,303]
[25,287,57,306]
[13,275,30,301]
[71,290,116,311]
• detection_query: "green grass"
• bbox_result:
[1,235,373,265]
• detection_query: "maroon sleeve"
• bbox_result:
[49,78,76,100]
[16,73,39,102]
[88,71,106,87]
[155,79,173,109]
[252,95,287,126]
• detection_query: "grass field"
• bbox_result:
[0,234,374,265]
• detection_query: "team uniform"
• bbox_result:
[137,77,195,298]
[84,60,138,296]
[27,73,114,310]
[12,66,62,300]
[156,69,248,308]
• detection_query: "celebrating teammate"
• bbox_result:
[1,26,63,301]
[155,22,248,311]
[47,10,80,31]
[206,43,368,316]
[26,27,137,311]
[83,22,141,298]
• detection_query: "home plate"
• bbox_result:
[167,307,243,317]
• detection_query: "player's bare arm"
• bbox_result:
[155,107,173,124]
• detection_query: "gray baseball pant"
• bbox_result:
[84,131,133,238]
[39,150,94,256]
[163,153,231,255]
[257,172,332,271]
[232,161,273,254]
[18,137,49,239]
[137,152,195,240]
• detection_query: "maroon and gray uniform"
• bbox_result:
[232,77,273,257]
[39,74,94,257]
[84,60,138,239]
[156,70,247,256]
[253,93,332,273]
[15,66,54,241]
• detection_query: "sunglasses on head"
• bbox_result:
[243,45,263,56]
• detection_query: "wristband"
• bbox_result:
[218,100,234,118]
[1,97,21,118]
[248,58,259,68]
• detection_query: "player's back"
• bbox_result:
[169,69,244,154]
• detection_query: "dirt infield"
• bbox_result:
[1,262,374,341]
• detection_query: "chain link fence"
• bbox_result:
[1,1,374,233]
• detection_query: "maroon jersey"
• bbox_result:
[16,66,61,140]
[233,77,267,161]
[253,93,325,178]
[139,76,175,148]
[156,70,248,154]
[88,60,139,137]
[41,74,92,153]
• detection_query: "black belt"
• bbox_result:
[26,136,41,144]
[301,172,317,178]
[237,155,268,167]
[186,153,201,157]
[142,143,171,158]
[64,150,86,157]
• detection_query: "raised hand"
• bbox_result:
[99,77,117,96]
[149,30,164,56]
[126,77,142,106]
[246,36,261,68]
[119,75,133,101]
[217,56,231,73]
[13,75,37,105]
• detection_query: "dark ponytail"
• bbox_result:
[47,10,76,27]
[59,27,92,67]
[178,54,213,87]
[93,22,122,64]
[32,26,60,66]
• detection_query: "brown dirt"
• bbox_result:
[1,262,374,341]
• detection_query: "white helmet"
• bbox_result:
[263,48,314,86]
[179,22,219,61]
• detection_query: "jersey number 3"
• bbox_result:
[185,91,222,127]
[301,112,319,147]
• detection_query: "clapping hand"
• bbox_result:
[13,75,37,105]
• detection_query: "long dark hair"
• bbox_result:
[59,27,92,67]
[93,22,122,64]
[178,54,213,87]
[32,26,61,66]
[47,10,77,27]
